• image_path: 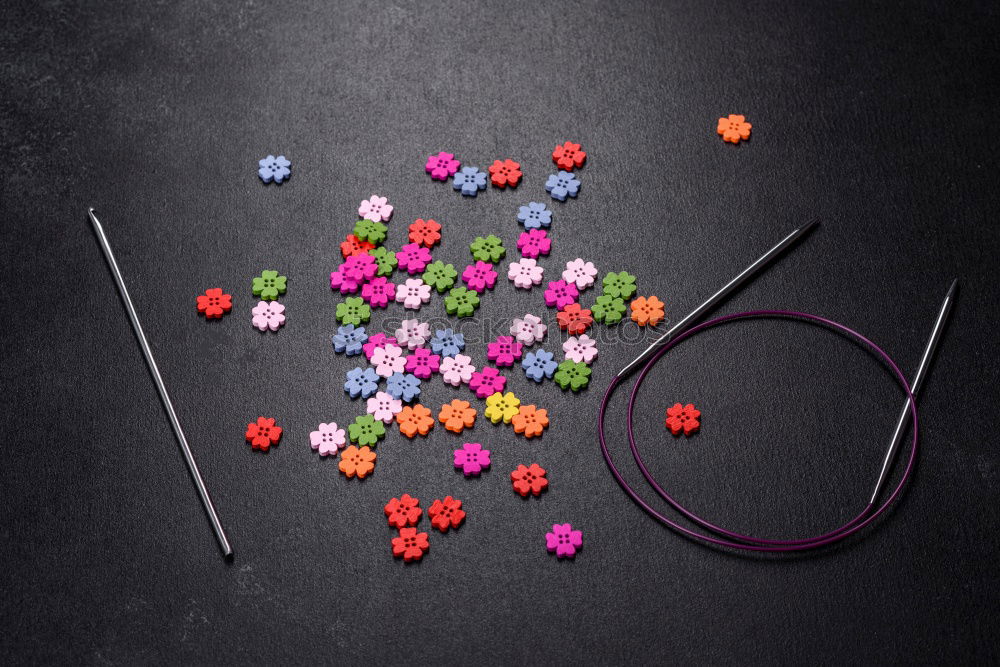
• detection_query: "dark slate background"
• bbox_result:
[2,1,998,664]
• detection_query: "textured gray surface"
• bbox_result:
[2,0,999,664]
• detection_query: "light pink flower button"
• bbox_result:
[511,313,547,345]
[507,257,544,289]
[371,343,406,377]
[358,194,393,222]
[440,354,475,387]
[562,258,598,290]
[563,334,598,364]
[395,319,431,349]
[310,422,346,456]
[395,279,431,310]
[252,300,285,331]
[367,391,403,424]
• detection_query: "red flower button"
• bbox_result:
[557,303,593,335]
[384,494,422,528]
[427,496,466,532]
[245,416,282,451]
[665,403,700,436]
[340,234,375,258]
[488,159,522,188]
[392,527,430,562]
[552,141,586,170]
[196,288,232,319]
[408,218,442,248]
[511,463,549,497]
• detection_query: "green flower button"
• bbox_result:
[470,235,505,263]
[252,270,287,301]
[353,219,387,245]
[445,286,480,318]
[369,247,398,277]
[592,294,627,325]
[554,360,591,392]
[601,271,637,300]
[348,414,385,447]
[422,261,458,292]
[336,297,371,325]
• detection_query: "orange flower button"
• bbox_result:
[630,296,665,327]
[511,405,549,438]
[396,404,435,438]
[438,399,477,434]
[339,445,377,478]
[717,114,751,144]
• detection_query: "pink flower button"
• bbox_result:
[562,258,598,290]
[461,261,498,292]
[454,443,491,477]
[516,229,551,259]
[366,391,403,424]
[469,367,506,398]
[511,313,547,345]
[563,334,598,364]
[363,333,397,360]
[361,277,396,308]
[395,278,431,309]
[395,319,431,349]
[396,243,432,274]
[252,301,285,331]
[404,348,441,379]
[546,523,583,558]
[358,194,393,222]
[544,280,579,309]
[508,257,544,289]
[486,336,523,367]
[371,343,406,377]
[309,422,346,456]
[426,151,461,181]
[440,354,475,386]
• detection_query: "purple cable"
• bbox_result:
[598,310,919,552]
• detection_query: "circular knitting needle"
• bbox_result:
[87,208,233,558]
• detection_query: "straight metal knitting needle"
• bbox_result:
[87,208,233,558]
[617,219,819,378]
[869,279,957,504]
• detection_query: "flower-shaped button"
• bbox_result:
[421,261,458,293]
[430,328,465,357]
[666,403,700,436]
[510,313,547,345]
[386,372,422,402]
[546,523,583,558]
[544,280,579,309]
[511,463,548,496]
[562,258,598,290]
[196,288,232,318]
[487,336,523,367]
[453,166,487,196]
[392,526,430,562]
[469,235,505,263]
[554,360,591,392]
[511,405,549,438]
[507,257,544,289]
[385,494,421,528]
[345,367,381,399]
[363,333,398,360]
[340,234,375,258]
[556,303,593,335]
[522,349,558,383]
[258,155,291,184]
[488,158,522,188]
[396,404,435,438]
[409,218,442,248]
[252,270,287,301]
[445,287,480,318]
[395,278,432,310]
[369,246,398,276]
[454,443,491,477]
[252,301,286,331]
[335,297,371,325]
[717,114,752,144]
[395,319,431,349]
[630,296,665,327]
[545,170,581,201]
[310,422,346,456]
[358,194,393,222]
[426,151,460,181]
[371,343,406,378]
[438,399,476,434]
[339,445,377,479]
[245,417,282,452]
[440,354,475,387]
[396,243,433,275]
[563,334,598,364]
[469,367,506,398]
[367,391,403,424]
[517,202,552,229]
[361,277,396,308]
[552,141,586,171]
[602,271,637,300]
[348,414,386,447]
[340,253,378,283]
[461,261,498,293]
[329,269,361,294]
[516,229,551,259]
[484,391,520,424]
[427,496,465,532]
[353,219,387,244]
[405,348,441,379]
[592,294,627,325]
[332,323,369,355]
